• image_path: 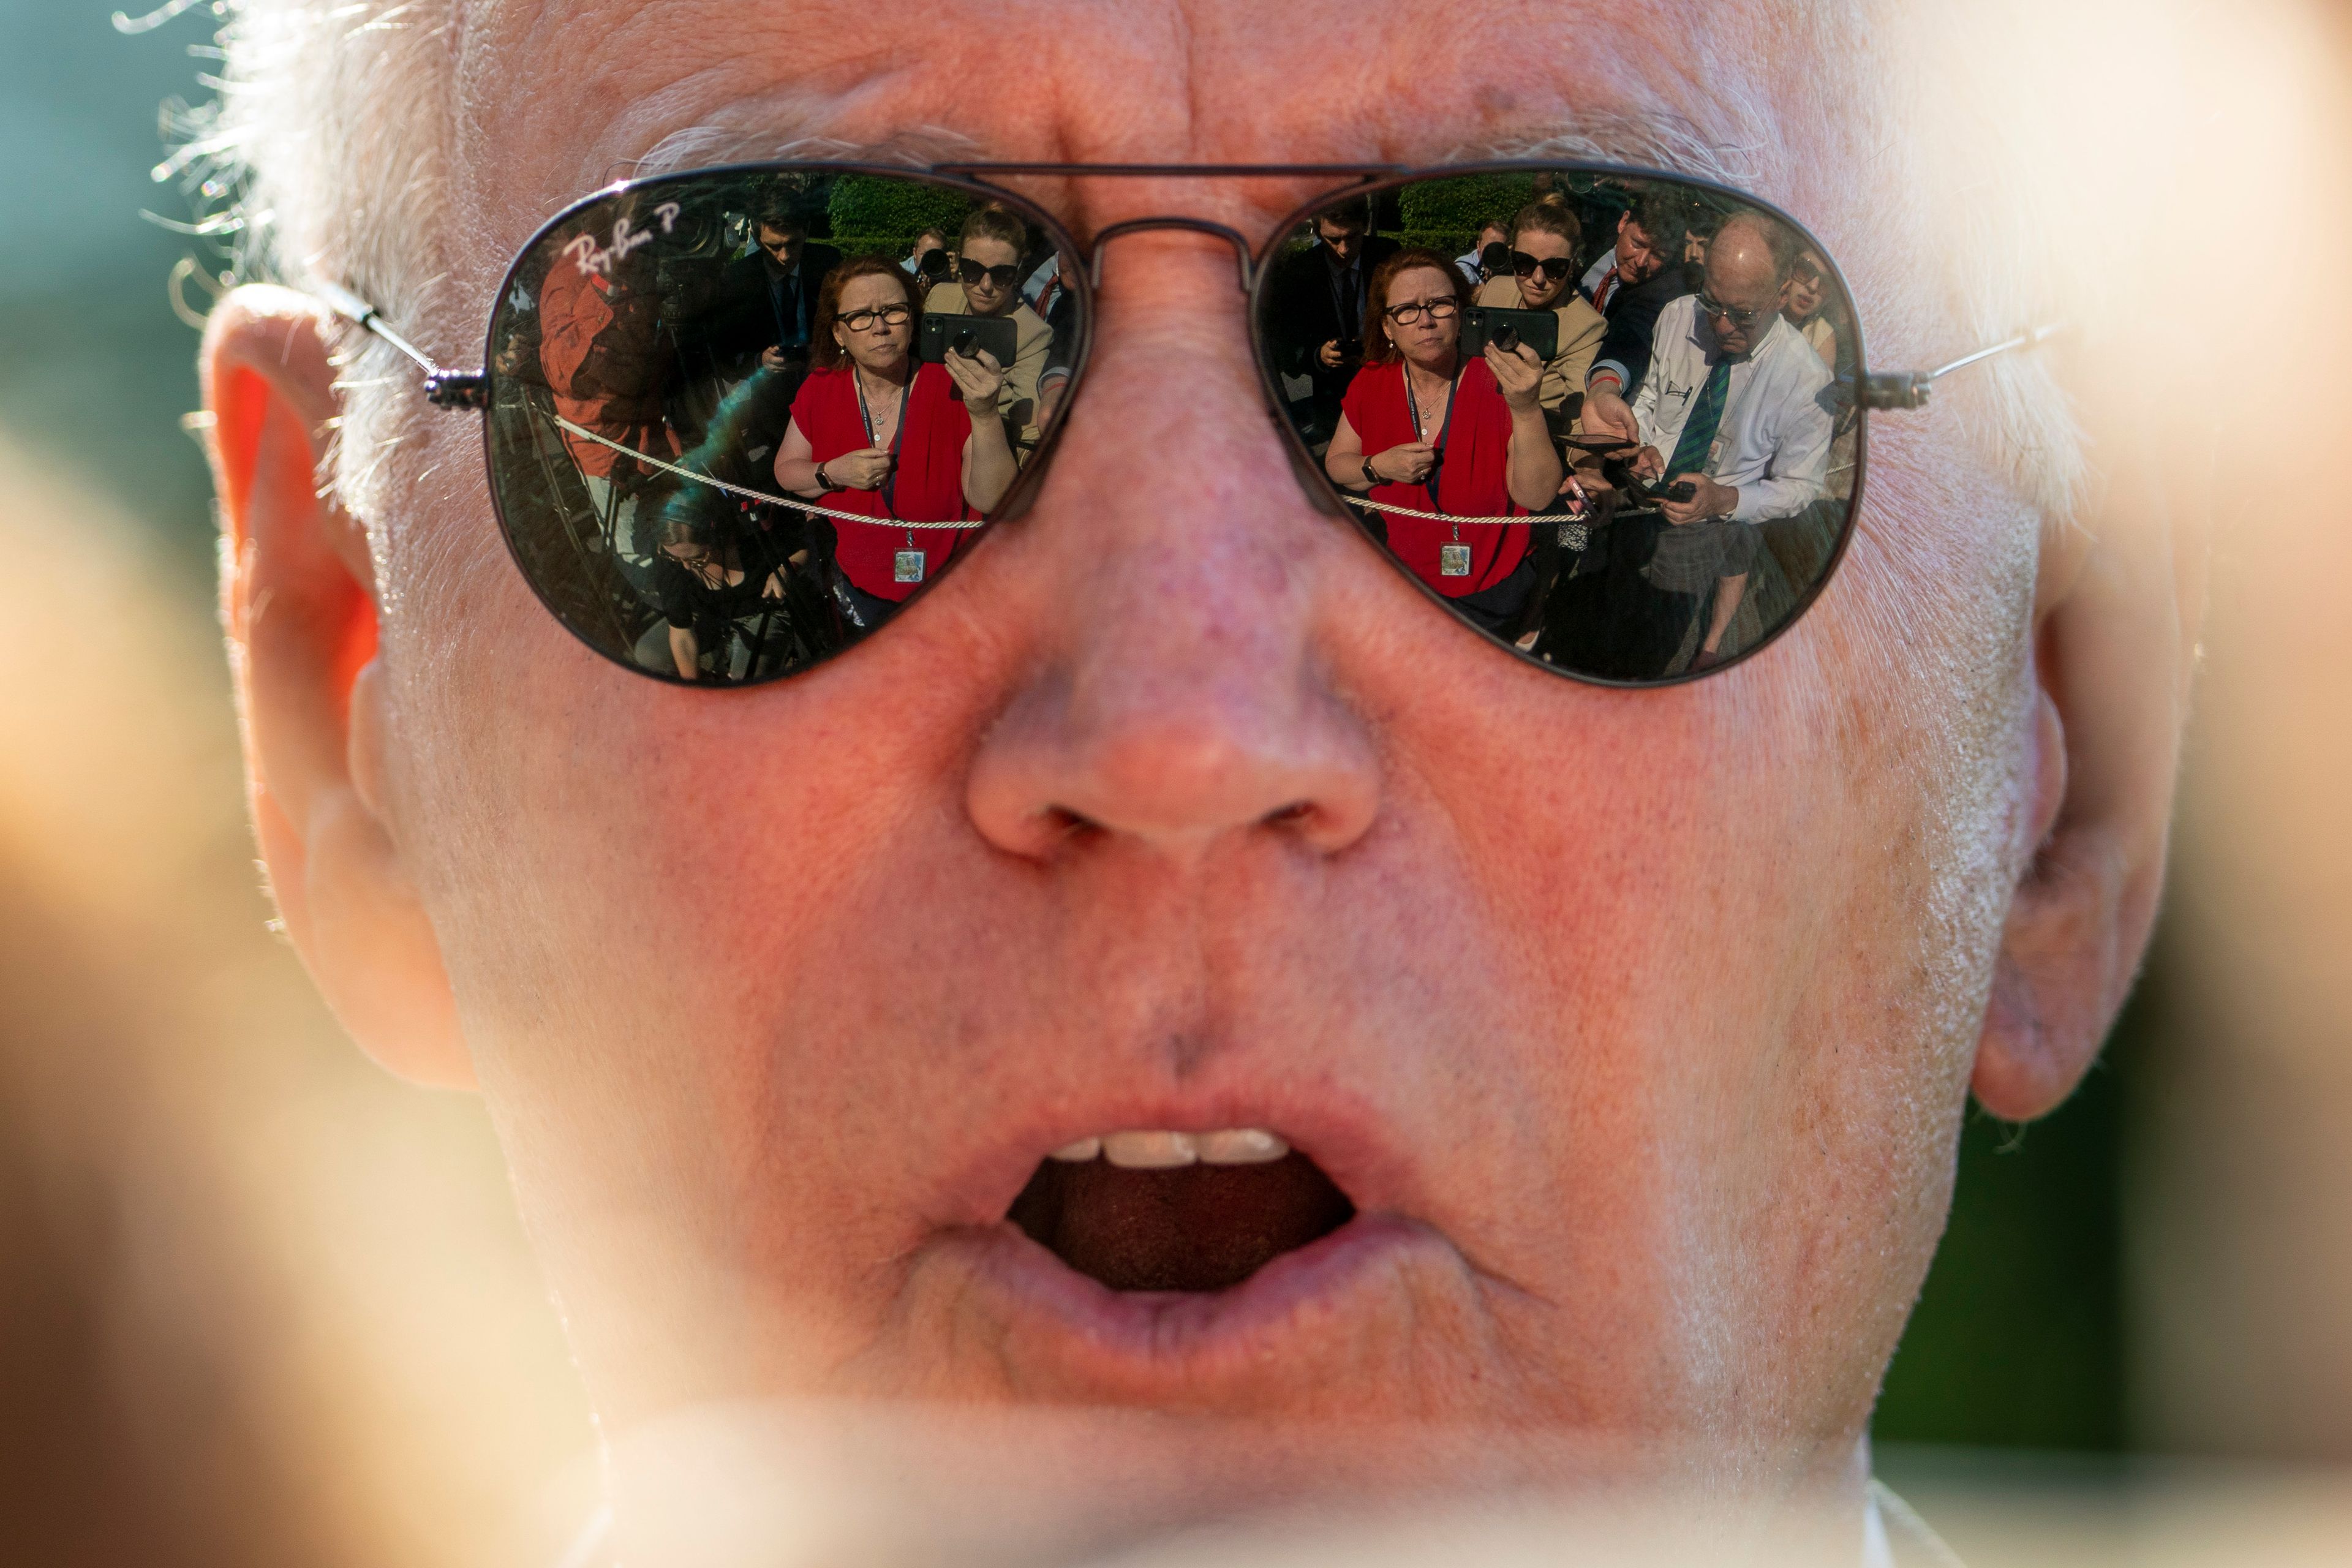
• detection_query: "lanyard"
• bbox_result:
[853,368,914,545]
[1403,361,1463,533]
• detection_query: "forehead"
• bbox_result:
[453,0,1833,259]
[1388,265,1455,298]
[837,271,907,306]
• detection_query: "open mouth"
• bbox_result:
[1006,1131,1357,1294]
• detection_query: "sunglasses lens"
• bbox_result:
[484,170,1082,685]
[1255,170,1860,684]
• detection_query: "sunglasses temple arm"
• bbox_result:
[1860,322,2067,410]
[314,281,491,410]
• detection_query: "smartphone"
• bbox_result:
[1460,305,1559,364]
[919,312,1019,371]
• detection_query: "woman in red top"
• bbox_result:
[775,257,1016,628]
[1324,248,1559,634]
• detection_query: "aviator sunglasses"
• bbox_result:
[320,160,2056,688]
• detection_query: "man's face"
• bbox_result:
[758,222,803,268]
[390,0,2043,1504]
[1316,215,1366,262]
[1615,211,1666,285]
[960,233,1021,316]
[1698,219,1785,355]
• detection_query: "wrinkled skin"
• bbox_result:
[203,0,2186,1542]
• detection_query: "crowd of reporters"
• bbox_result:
[511,175,1850,684]
[1278,181,1852,677]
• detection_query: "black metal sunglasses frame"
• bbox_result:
[318,158,2061,686]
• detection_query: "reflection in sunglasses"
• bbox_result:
[323,163,2040,693]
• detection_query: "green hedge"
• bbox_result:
[826,176,974,252]
[1396,173,1540,239]
[1400,230,1477,260]
[828,236,922,262]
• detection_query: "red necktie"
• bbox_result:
[1594,267,1619,313]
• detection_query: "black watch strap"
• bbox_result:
[1359,457,1378,488]
[815,461,842,493]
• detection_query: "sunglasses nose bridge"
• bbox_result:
[1084,216,1257,294]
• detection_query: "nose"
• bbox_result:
[963,239,1381,866]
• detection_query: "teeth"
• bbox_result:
[1194,1128,1290,1164]
[1052,1129,1291,1168]
[1102,1131,1197,1169]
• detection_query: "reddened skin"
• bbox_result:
[203,285,472,1088]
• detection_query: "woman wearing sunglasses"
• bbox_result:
[916,204,1054,445]
[772,258,1012,627]
[1471,195,1610,434]
[1324,250,1559,630]
[1781,248,1842,373]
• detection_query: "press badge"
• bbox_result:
[1439,543,1472,577]
[894,549,927,584]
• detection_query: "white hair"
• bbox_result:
[179,0,2141,527]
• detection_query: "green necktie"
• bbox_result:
[1665,356,1732,477]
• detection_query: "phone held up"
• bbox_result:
[918,313,1019,374]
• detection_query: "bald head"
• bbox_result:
[1700,212,1792,354]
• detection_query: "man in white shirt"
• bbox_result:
[1611,211,1833,672]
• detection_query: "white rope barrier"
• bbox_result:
[554,416,984,530]
[558,414,1576,532]
[1344,494,1562,528]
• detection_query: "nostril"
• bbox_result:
[1262,801,1313,827]
[1046,805,1101,838]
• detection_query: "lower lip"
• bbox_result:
[932,1211,1453,1395]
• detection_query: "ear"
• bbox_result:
[203,285,473,1088]
[1972,453,2191,1120]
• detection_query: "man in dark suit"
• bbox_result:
[1261,203,1399,447]
[1578,189,1702,450]
[698,205,843,380]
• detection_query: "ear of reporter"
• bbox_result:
[1973,418,2194,1121]
[203,285,473,1088]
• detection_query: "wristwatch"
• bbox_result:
[1359,457,1378,488]
[814,461,842,493]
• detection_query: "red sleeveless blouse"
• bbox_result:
[788,364,978,602]
[1340,357,1529,597]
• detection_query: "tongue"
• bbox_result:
[1009,1153,1355,1293]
